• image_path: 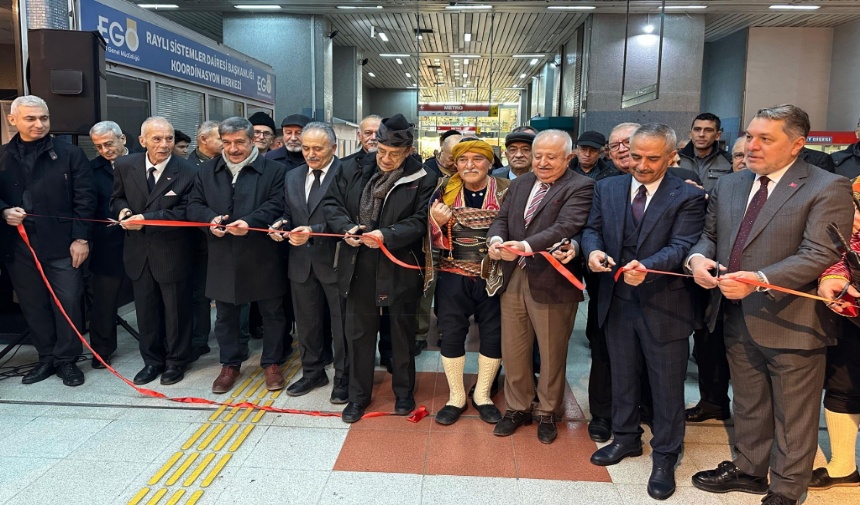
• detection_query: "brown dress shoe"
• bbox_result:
[212,366,241,394]
[264,364,286,391]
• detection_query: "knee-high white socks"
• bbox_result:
[824,408,860,477]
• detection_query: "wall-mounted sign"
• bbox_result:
[79,0,275,104]
[806,131,857,145]
[419,104,498,117]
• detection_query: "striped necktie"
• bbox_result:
[519,182,551,268]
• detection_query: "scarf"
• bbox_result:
[358,166,404,230]
[224,146,259,183]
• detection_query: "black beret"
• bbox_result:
[248,112,276,133]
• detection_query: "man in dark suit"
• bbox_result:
[342,115,381,165]
[111,116,197,386]
[492,130,535,180]
[271,122,348,403]
[688,105,854,505]
[266,114,312,170]
[0,95,94,387]
[486,129,594,443]
[582,124,706,500]
[87,121,131,369]
[187,117,288,394]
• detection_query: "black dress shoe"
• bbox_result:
[188,345,210,363]
[588,417,612,443]
[22,362,55,384]
[590,441,643,466]
[808,467,860,490]
[472,397,502,424]
[160,365,186,385]
[133,364,164,385]
[435,405,467,425]
[330,377,349,405]
[536,414,558,444]
[91,356,110,369]
[55,361,85,387]
[648,465,676,500]
[414,340,428,355]
[761,491,797,505]
[383,356,394,374]
[342,402,366,423]
[691,461,768,494]
[686,404,731,422]
[286,375,329,397]
[394,396,415,415]
[493,410,532,437]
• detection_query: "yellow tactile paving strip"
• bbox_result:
[128,347,301,505]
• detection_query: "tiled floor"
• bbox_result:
[0,300,858,504]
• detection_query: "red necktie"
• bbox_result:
[728,176,770,272]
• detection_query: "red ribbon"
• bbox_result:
[14,223,423,422]
[499,245,585,290]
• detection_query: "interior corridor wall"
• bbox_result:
[701,29,747,142]
[365,89,419,123]
[744,27,832,130]
[827,18,860,130]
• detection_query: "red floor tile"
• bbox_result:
[512,421,611,482]
[425,430,516,478]
[334,429,429,474]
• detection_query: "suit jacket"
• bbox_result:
[186,154,286,304]
[486,169,594,304]
[110,153,197,283]
[688,159,853,348]
[88,155,125,277]
[582,172,706,341]
[283,158,341,285]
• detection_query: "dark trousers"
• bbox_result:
[723,302,825,500]
[584,271,612,419]
[215,297,287,368]
[292,274,347,380]
[824,318,860,413]
[191,233,211,347]
[605,295,688,467]
[692,320,730,410]
[3,237,83,363]
[131,261,192,367]
[346,250,417,404]
[89,273,125,358]
[436,271,501,358]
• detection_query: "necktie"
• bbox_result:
[631,184,647,226]
[307,169,323,210]
[147,167,156,193]
[519,182,551,268]
[728,176,770,273]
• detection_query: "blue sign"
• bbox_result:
[79,0,275,104]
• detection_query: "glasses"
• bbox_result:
[732,153,745,159]
[253,130,273,138]
[607,139,630,151]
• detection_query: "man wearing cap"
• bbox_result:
[427,138,510,426]
[266,114,312,170]
[571,131,617,181]
[323,114,436,423]
[343,115,381,165]
[493,130,535,180]
[248,112,277,156]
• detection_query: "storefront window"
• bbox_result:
[209,95,245,122]
[417,106,518,162]
[156,83,204,153]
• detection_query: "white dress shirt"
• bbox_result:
[305,159,334,200]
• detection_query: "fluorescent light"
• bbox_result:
[463,59,469,65]
[513,54,546,58]
[529,58,539,65]
[769,4,820,10]
[450,54,480,59]
[547,5,595,10]
[519,73,526,78]
[503,87,526,90]
[453,87,476,90]
[379,53,409,57]
[445,4,492,10]
[336,5,383,9]
[463,73,468,78]
[138,3,179,8]
[368,72,376,77]
[234,5,281,9]
[396,58,403,65]
[464,33,472,42]
[663,5,708,9]
[643,24,655,34]
[405,72,412,78]
[378,32,389,42]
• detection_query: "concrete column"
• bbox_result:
[223,14,332,121]
[584,13,705,137]
[333,45,361,123]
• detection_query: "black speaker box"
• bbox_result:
[27,29,107,135]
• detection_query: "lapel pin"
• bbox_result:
[789,182,797,188]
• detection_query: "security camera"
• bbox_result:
[359,58,369,66]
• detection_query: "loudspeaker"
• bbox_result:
[27,29,107,135]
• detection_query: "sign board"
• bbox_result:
[806,131,857,145]
[419,104,496,117]
[79,0,275,104]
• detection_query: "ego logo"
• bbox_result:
[96,16,139,52]
[257,74,272,94]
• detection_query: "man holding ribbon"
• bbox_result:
[581,123,706,500]
[486,129,594,444]
[427,138,510,426]
[323,114,436,423]
[688,105,853,505]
